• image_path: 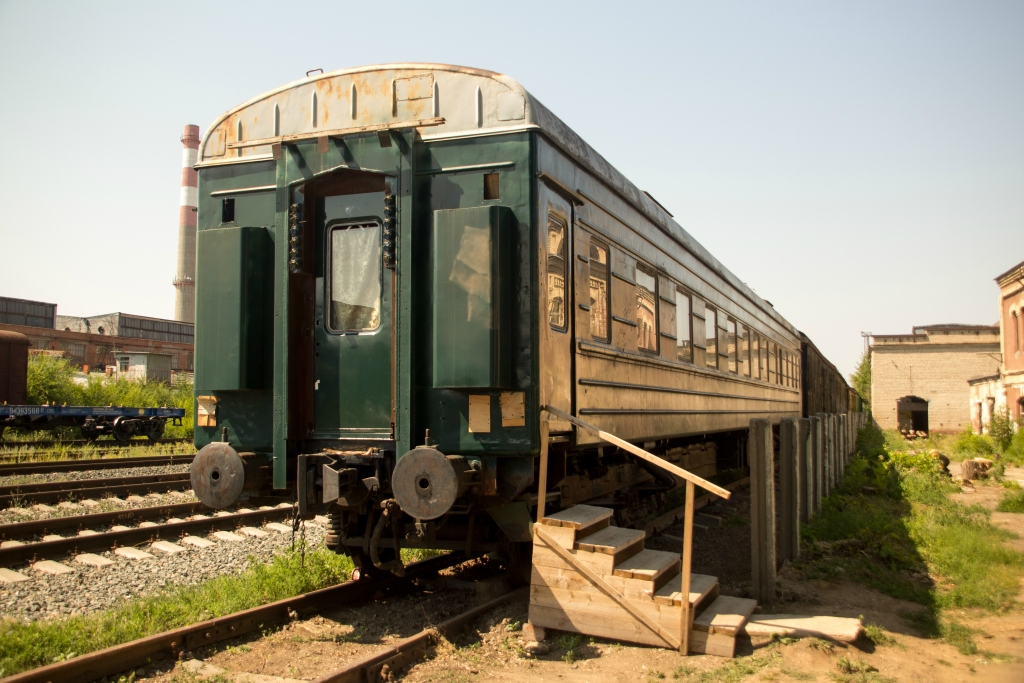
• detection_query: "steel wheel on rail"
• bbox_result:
[112,417,133,445]
[146,418,166,442]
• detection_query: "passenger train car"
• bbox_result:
[188,64,854,578]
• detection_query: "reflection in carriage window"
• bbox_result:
[738,323,750,376]
[636,266,657,352]
[589,241,610,341]
[727,319,737,373]
[751,332,761,379]
[705,308,718,369]
[329,223,381,332]
[676,289,692,362]
[546,216,567,330]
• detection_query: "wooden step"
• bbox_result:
[692,595,757,636]
[575,525,644,554]
[653,573,718,609]
[613,548,679,585]
[742,614,863,642]
[538,505,613,548]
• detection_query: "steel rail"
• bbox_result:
[3,552,469,683]
[0,437,190,451]
[0,501,207,540]
[0,473,192,508]
[314,586,527,683]
[0,506,287,566]
[0,454,196,476]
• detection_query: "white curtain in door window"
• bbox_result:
[330,225,381,331]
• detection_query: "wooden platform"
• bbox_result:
[529,504,757,656]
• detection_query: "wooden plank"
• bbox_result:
[679,479,695,654]
[749,419,776,604]
[692,596,757,636]
[541,504,613,530]
[537,524,578,550]
[531,563,678,602]
[529,585,683,635]
[612,548,678,581]
[533,526,680,649]
[536,421,550,523]
[654,573,718,607]
[542,405,731,498]
[688,629,736,657]
[575,526,645,555]
[527,604,668,649]
[742,614,862,642]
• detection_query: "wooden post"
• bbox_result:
[809,416,821,513]
[536,420,550,524]
[797,418,810,526]
[679,479,695,654]
[778,418,800,564]
[749,419,775,604]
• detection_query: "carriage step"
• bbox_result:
[575,525,645,554]
[538,505,613,549]
[653,572,719,608]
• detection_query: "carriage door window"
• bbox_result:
[705,308,718,369]
[675,289,692,362]
[329,223,382,332]
[636,266,657,352]
[589,241,610,341]
[726,319,737,373]
[546,216,567,330]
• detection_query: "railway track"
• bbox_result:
[0,502,294,566]
[4,552,501,683]
[0,453,195,477]
[0,472,193,508]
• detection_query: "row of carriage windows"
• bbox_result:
[546,217,800,389]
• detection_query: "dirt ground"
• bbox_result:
[142,474,1024,683]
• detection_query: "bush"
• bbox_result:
[25,354,83,406]
[1003,425,1024,466]
[989,407,1015,452]
[951,427,994,458]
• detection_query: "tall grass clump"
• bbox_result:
[0,547,352,676]
[951,426,994,458]
[798,421,1024,614]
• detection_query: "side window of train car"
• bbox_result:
[751,332,760,379]
[738,323,750,376]
[329,223,382,332]
[675,288,692,362]
[636,265,658,352]
[726,318,737,373]
[589,240,610,342]
[705,308,718,369]
[767,341,777,383]
[546,215,568,331]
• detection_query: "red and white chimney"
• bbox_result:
[173,124,200,323]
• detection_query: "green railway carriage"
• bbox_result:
[189,64,817,578]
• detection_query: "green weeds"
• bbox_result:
[0,547,352,676]
[996,487,1024,513]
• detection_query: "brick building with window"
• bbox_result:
[0,302,193,376]
[870,324,1001,434]
[970,260,1024,430]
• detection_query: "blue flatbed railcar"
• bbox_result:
[0,405,185,443]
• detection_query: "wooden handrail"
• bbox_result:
[541,405,731,499]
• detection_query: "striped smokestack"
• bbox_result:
[173,124,200,323]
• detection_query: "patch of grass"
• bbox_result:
[951,427,994,458]
[996,488,1024,513]
[0,547,352,676]
[862,624,901,649]
[797,427,1024,613]
[671,650,780,682]
[940,620,978,655]
[557,633,583,663]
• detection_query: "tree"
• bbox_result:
[850,349,871,406]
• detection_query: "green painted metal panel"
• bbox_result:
[194,226,273,391]
[432,205,510,389]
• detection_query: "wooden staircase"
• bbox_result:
[529,504,757,657]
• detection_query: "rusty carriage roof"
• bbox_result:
[198,63,797,336]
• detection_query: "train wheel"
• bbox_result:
[112,417,133,445]
[146,419,166,442]
[499,538,533,587]
[349,547,399,581]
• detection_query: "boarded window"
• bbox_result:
[675,289,692,362]
[589,241,610,341]
[329,223,381,332]
[705,308,718,369]
[636,266,657,352]
[738,323,749,376]
[546,216,567,330]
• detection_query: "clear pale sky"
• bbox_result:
[0,1,1021,379]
